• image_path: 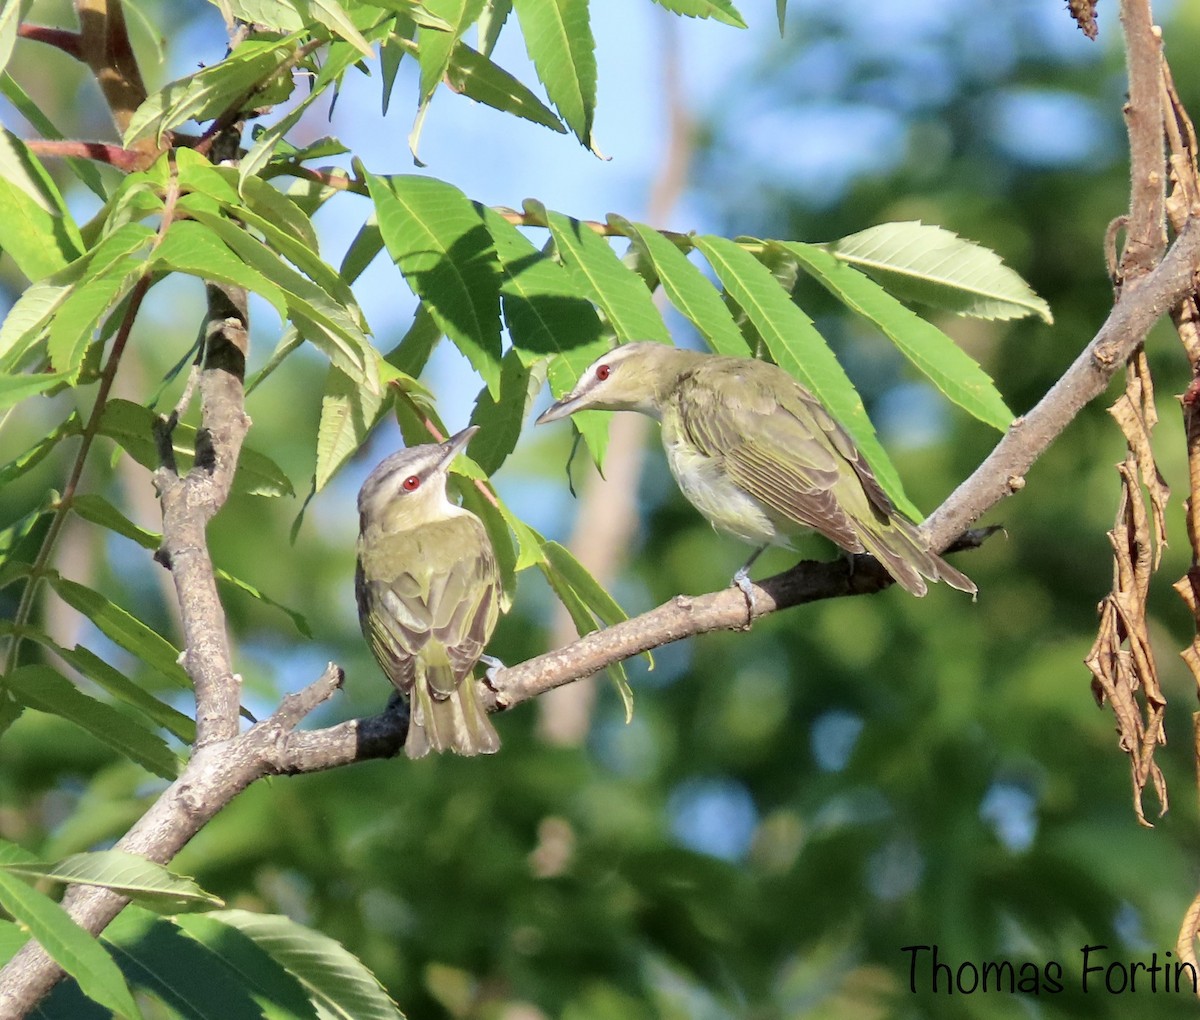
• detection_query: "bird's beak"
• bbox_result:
[535,391,586,425]
[438,426,478,468]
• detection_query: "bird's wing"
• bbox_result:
[358,517,500,699]
[676,361,895,551]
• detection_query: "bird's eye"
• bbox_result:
[595,363,612,381]
[402,475,421,491]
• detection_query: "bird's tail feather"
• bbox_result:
[859,519,977,598]
[406,672,500,758]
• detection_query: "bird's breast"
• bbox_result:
[662,431,786,548]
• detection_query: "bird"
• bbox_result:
[535,342,975,600]
[356,426,502,758]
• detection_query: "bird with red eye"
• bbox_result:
[595,363,612,381]
[355,427,503,758]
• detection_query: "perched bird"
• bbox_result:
[536,342,975,599]
[356,427,502,757]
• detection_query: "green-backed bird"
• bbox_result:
[356,427,502,758]
[536,342,975,599]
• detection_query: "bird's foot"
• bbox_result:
[481,654,506,689]
[732,567,756,629]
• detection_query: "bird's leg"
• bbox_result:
[732,545,767,623]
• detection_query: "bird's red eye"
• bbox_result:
[402,475,421,491]
[595,363,612,381]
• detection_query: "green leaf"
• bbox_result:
[458,485,517,612]
[512,0,599,153]
[173,205,381,395]
[476,204,610,459]
[152,219,287,319]
[446,40,566,133]
[46,575,191,690]
[0,370,74,410]
[412,0,487,162]
[67,491,312,640]
[175,912,321,1020]
[537,548,634,721]
[47,260,144,380]
[0,72,108,200]
[0,841,143,1019]
[124,37,300,146]
[776,0,786,33]
[536,202,670,344]
[315,364,390,492]
[616,217,749,356]
[98,397,295,497]
[0,223,155,372]
[52,642,196,744]
[693,233,919,519]
[478,0,512,54]
[774,240,1014,431]
[103,908,288,1019]
[215,569,313,638]
[0,127,85,278]
[304,0,376,55]
[828,221,1054,324]
[0,851,220,907]
[650,0,746,28]
[0,413,82,488]
[467,348,540,474]
[367,172,503,396]
[0,0,24,80]
[203,909,407,1020]
[3,665,179,778]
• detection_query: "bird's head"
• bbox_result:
[358,426,477,530]
[535,342,692,424]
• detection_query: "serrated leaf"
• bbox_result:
[446,40,565,133]
[125,37,300,146]
[47,261,144,380]
[152,219,287,319]
[315,364,389,492]
[0,841,143,1020]
[828,221,1053,324]
[45,578,192,691]
[52,642,196,744]
[0,851,220,906]
[204,909,407,1020]
[0,127,85,278]
[536,547,634,720]
[410,0,486,161]
[616,217,749,356]
[176,206,380,394]
[651,0,745,28]
[367,172,503,396]
[174,912,320,1020]
[0,223,155,372]
[103,908,281,1019]
[512,0,598,153]
[536,202,670,344]
[98,397,295,497]
[478,0,512,54]
[0,370,73,410]
[476,204,609,459]
[693,233,919,519]
[467,348,537,474]
[775,240,1014,431]
[4,665,178,778]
